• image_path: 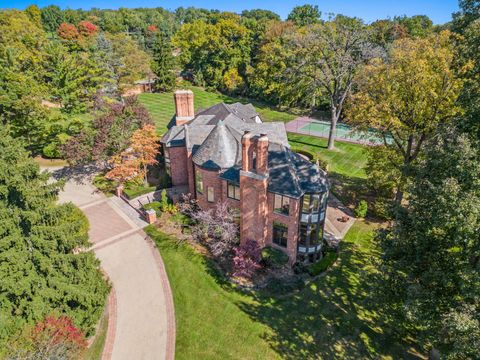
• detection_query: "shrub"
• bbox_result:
[232,240,262,278]
[261,246,289,267]
[8,315,87,359]
[292,148,314,160]
[42,133,71,159]
[92,173,116,194]
[190,202,239,257]
[143,201,162,216]
[291,147,329,171]
[307,251,338,276]
[354,199,368,218]
[42,142,60,159]
[372,199,393,220]
[293,262,308,274]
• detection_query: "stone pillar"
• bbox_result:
[174,90,195,126]
[145,209,157,224]
[116,184,124,197]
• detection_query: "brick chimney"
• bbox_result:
[174,89,194,126]
[256,133,269,176]
[241,131,254,172]
[239,131,269,248]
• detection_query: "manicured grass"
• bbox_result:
[123,184,156,199]
[288,133,371,209]
[288,133,368,179]
[146,226,279,360]
[138,86,296,135]
[85,306,109,360]
[146,221,422,359]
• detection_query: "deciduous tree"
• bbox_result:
[284,16,374,149]
[346,31,464,203]
[287,4,321,27]
[130,124,159,184]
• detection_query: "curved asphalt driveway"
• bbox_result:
[52,168,175,360]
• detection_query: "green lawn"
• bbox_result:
[85,306,109,360]
[146,221,422,360]
[288,133,370,209]
[138,86,296,135]
[288,133,368,179]
[146,226,279,360]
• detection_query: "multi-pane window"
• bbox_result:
[299,223,321,246]
[195,169,203,194]
[274,194,290,216]
[273,221,288,247]
[302,193,322,214]
[227,182,240,200]
[207,187,214,202]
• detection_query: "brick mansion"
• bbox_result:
[161,90,329,264]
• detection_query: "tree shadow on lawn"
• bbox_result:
[329,173,371,210]
[232,240,423,359]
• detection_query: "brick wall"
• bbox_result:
[265,194,300,265]
[239,171,269,248]
[194,165,223,211]
[167,146,188,187]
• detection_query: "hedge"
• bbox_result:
[307,251,338,276]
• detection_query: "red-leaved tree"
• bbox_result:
[57,22,79,40]
[105,153,138,186]
[78,21,98,37]
[8,315,87,359]
[232,240,262,278]
[190,202,239,257]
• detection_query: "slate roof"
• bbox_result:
[191,121,240,170]
[161,102,328,198]
[218,143,328,197]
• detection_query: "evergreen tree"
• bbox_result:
[0,128,109,353]
[378,126,480,358]
[151,30,176,92]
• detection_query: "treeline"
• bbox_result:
[0,4,441,158]
[36,4,438,102]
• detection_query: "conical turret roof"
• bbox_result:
[192,121,239,170]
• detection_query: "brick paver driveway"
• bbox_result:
[51,167,175,360]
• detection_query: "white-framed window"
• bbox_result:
[227,182,240,200]
[207,187,214,202]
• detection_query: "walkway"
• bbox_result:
[49,166,175,360]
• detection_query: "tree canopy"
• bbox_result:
[378,127,480,358]
[346,31,463,202]
[0,128,109,353]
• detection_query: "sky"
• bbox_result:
[5,0,459,24]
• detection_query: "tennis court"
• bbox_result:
[285,117,390,145]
